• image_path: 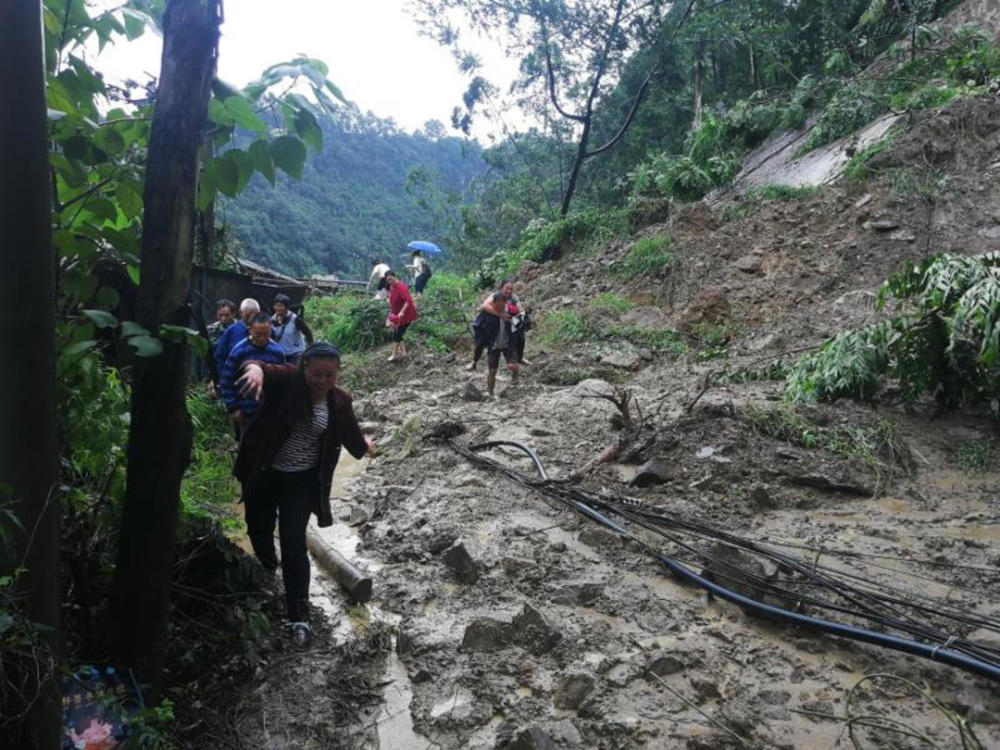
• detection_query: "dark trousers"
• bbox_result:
[244,468,318,622]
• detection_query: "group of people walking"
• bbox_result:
[207,259,530,647]
[209,294,373,648]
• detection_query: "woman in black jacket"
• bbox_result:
[236,342,374,647]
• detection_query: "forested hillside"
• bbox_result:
[222,110,486,277]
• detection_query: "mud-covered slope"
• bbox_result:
[284,96,1000,748]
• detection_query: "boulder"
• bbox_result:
[461,382,488,402]
[443,539,481,584]
[506,727,556,750]
[647,653,686,678]
[627,458,674,487]
[735,254,763,274]
[461,618,511,652]
[553,673,596,711]
[551,581,603,606]
[676,291,731,332]
[511,604,562,655]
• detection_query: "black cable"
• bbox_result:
[462,440,1000,683]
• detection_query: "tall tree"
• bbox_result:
[415,0,695,215]
[111,0,221,698]
[0,1,61,746]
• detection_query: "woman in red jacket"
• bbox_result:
[236,342,375,647]
[383,270,417,362]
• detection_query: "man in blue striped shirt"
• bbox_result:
[220,312,285,429]
[214,298,259,383]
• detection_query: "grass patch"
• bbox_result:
[607,325,687,354]
[744,405,910,487]
[589,292,635,314]
[723,184,820,221]
[615,235,672,279]
[843,132,897,181]
[956,438,992,474]
[182,389,242,527]
[536,310,595,347]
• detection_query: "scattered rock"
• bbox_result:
[506,727,556,750]
[578,526,619,548]
[461,617,511,652]
[690,678,721,701]
[784,473,873,497]
[621,306,671,328]
[967,627,1000,651]
[550,581,603,606]
[735,255,763,274]
[638,347,654,361]
[358,421,380,435]
[864,218,900,231]
[887,229,916,242]
[647,653,685,678]
[461,382,488,402]
[749,485,776,510]
[442,539,481,584]
[627,458,674,487]
[968,703,999,725]
[695,446,721,459]
[553,673,596,711]
[511,604,562,655]
[700,542,772,603]
[854,193,873,208]
[676,291,731,331]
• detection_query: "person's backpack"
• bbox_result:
[423,259,433,278]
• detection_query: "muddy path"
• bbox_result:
[308,347,1000,750]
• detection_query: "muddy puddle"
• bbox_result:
[307,451,435,749]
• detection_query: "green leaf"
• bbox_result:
[210,155,239,196]
[207,98,235,127]
[84,198,119,225]
[96,286,120,309]
[293,109,323,152]
[128,335,163,357]
[270,136,306,179]
[325,80,348,104]
[160,324,209,357]
[62,340,97,358]
[223,95,269,134]
[127,264,141,286]
[248,140,275,186]
[123,11,145,40]
[197,165,217,211]
[116,180,143,220]
[82,309,118,328]
[223,149,254,194]
[121,321,151,338]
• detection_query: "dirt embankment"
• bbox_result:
[262,95,1000,748]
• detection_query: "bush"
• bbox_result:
[607,325,686,354]
[785,252,1000,409]
[616,235,672,279]
[475,209,629,288]
[307,294,387,353]
[182,390,242,524]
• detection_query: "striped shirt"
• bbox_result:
[271,401,329,471]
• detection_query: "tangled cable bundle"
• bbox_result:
[454,440,1000,683]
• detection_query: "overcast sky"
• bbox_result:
[94,0,517,141]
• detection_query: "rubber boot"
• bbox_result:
[487,370,497,398]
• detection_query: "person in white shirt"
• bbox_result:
[368,258,391,299]
[405,250,432,297]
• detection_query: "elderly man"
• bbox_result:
[220,312,285,429]
[214,298,259,380]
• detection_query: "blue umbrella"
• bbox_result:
[406,240,443,254]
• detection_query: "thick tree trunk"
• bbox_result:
[111,0,220,699]
[693,56,704,129]
[0,2,61,747]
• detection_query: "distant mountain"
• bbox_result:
[222,109,485,279]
